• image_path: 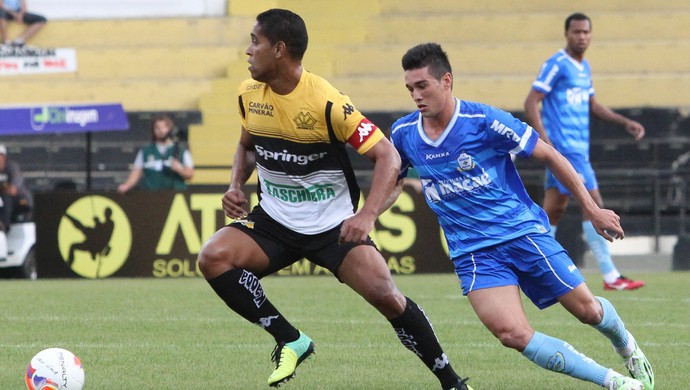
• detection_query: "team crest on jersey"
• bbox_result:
[294,111,317,130]
[456,153,476,172]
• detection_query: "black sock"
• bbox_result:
[207,268,299,343]
[389,297,461,387]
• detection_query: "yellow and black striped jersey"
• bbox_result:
[237,70,384,234]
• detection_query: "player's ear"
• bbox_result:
[442,72,453,90]
[274,41,287,58]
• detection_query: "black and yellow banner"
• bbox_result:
[34,187,454,278]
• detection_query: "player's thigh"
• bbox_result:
[338,245,406,316]
[198,226,269,275]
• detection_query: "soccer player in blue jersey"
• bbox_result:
[524,12,646,291]
[387,43,654,390]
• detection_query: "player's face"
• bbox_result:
[404,66,452,118]
[565,19,591,56]
[246,23,277,82]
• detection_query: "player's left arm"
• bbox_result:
[339,137,401,244]
[590,96,645,141]
[531,139,624,241]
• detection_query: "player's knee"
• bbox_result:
[197,242,234,276]
[494,327,532,351]
[367,287,406,317]
[575,300,603,325]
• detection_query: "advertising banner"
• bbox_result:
[0,103,129,135]
[0,47,77,76]
[33,188,453,279]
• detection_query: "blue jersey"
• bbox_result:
[531,49,594,159]
[391,98,550,258]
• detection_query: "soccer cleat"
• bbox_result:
[626,345,654,390]
[604,276,645,291]
[267,331,315,387]
[444,377,474,390]
[609,376,644,390]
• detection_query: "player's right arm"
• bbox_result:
[222,126,255,218]
[530,138,624,241]
[523,89,552,146]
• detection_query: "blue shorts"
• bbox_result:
[452,233,585,309]
[544,154,598,195]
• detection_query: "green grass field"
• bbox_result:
[2,272,688,389]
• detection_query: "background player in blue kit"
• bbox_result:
[524,13,646,291]
[387,43,654,390]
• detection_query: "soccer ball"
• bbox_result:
[25,348,85,390]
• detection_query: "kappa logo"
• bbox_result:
[356,120,375,143]
[432,353,449,372]
[342,103,355,120]
[258,315,280,329]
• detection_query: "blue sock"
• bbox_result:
[582,221,616,275]
[522,331,609,386]
[593,296,630,349]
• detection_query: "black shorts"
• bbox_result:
[0,11,47,24]
[227,205,377,279]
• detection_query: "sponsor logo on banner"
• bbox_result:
[57,196,132,279]
[0,47,77,76]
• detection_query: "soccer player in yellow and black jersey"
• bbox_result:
[197,8,472,390]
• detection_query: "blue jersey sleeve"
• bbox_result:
[532,57,561,95]
[483,105,539,158]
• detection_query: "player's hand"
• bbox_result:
[589,208,625,242]
[222,188,248,218]
[338,212,374,245]
[625,120,645,141]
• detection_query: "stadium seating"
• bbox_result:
[1,0,689,197]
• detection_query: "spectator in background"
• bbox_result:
[117,114,194,194]
[0,143,33,231]
[0,0,47,47]
[523,13,646,291]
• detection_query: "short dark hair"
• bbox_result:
[565,12,591,32]
[401,43,452,80]
[256,9,308,60]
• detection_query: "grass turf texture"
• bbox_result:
[2,272,688,389]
